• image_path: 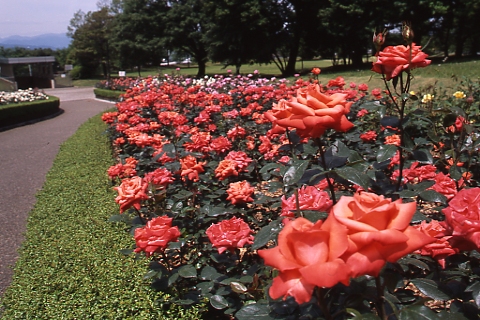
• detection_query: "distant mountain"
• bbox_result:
[0,33,71,49]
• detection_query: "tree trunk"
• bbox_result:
[196,60,206,78]
[283,39,300,77]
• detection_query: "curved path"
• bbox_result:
[0,88,114,296]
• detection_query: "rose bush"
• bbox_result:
[103,33,480,318]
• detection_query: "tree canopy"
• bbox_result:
[65,0,480,78]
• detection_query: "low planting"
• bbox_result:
[0,95,60,129]
[101,40,480,319]
[0,114,201,319]
[94,88,126,102]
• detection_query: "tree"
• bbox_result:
[163,0,210,77]
[68,7,116,79]
[112,0,169,75]
[204,0,283,74]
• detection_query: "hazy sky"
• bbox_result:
[0,0,100,38]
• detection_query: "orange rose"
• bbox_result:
[226,181,255,205]
[214,159,239,180]
[328,192,434,277]
[180,155,206,182]
[414,220,458,268]
[258,217,351,304]
[114,176,149,213]
[264,84,353,138]
[372,43,431,80]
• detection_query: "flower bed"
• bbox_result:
[0,88,49,105]
[102,39,480,318]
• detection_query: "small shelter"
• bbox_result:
[0,56,55,90]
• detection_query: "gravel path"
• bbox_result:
[0,88,113,296]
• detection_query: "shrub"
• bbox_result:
[94,88,125,102]
[0,114,201,319]
[0,96,60,129]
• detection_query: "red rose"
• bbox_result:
[206,217,254,254]
[210,136,232,154]
[224,151,252,172]
[226,181,255,205]
[328,192,434,277]
[264,83,353,139]
[311,67,321,75]
[144,168,175,187]
[360,130,377,142]
[258,217,351,304]
[280,185,332,217]
[429,172,460,200]
[114,176,149,213]
[134,216,181,257]
[414,220,458,268]
[180,155,206,182]
[443,188,480,251]
[372,43,431,80]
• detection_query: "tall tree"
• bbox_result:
[204,0,283,74]
[112,0,169,75]
[68,7,115,79]
[163,0,210,77]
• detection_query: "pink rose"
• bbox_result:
[206,217,254,254]
[443,188,480,251]
[134,216,181,257]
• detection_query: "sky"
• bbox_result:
[0,0,100,38]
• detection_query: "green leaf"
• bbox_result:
[376,145,398,163]
[283,160,309,186]
[335,167,372,190]
[465,281,480,307]
[259,163,282,174]
[413,149,434,164]
[252,219,283,250]
[398,304,439,320]
[419,190,447,205]
[346,308,381,319]
[235,303,273,320]
[401,257,430,271]
[230,281,248,294]
[333,140,350,157]
[449,165,463,181]
[200,266,223,281]
[197,281,215,294]
[178,264,197,278]
[210,295,229,309]
[410,279,450,301]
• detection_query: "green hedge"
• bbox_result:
[0,96,60,129]
[94,88,126,102]
[0,114,200,319]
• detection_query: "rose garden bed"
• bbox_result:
[100,37,480,319]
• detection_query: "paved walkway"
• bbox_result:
[0,87,114,296]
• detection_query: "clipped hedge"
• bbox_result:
[0,114,200,319]
[94,88,126,102]
[0,96,60,129]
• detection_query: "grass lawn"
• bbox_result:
[73,57,480,94]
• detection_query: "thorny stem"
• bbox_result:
[316,287,333,320]
[285,129,303,217]
[315,138,337,204]
[134,207,146,224]
[375,277,387,320]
